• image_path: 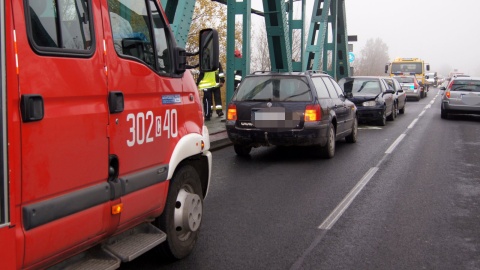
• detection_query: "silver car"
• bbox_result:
[440,77,480,119]
[393,76,423,101]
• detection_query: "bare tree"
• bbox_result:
[355,38,390,76]
[250,20,270,72]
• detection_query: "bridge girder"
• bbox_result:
[160,0,350,104]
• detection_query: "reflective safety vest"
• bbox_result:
[198,70,219,89]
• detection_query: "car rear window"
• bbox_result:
[339,78,381,96]
[393,77,414,83]
[451,80,480,92]
[234,76,312,102]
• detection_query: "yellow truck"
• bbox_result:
[385,58,431,98]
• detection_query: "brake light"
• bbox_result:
[414,80,419,89]
[305,104,321,122]
[227,104,237,120]
[446,80,454,90]
[445,91,451,99]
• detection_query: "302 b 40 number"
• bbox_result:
[126,110,178,147]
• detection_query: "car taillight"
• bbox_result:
[446,80,454,91]
[445,91,451,99]
[227,104,237,120]
[305,104,321,122]
[414,80,419,89]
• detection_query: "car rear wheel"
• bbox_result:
[345,117,358,143]
[399,103,405,114]
[319,123,335,159]
[234,144,252,156]
[441,108,448,119]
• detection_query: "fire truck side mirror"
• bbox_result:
[426,64,430,71]
[385,64,389,74]
[199,28,219,72]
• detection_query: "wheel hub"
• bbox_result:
[174,188,202,240]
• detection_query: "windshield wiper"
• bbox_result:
[282,90,310,101]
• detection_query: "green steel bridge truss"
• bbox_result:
[161,0,351,103]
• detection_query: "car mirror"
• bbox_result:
[439,86,446,90]
[383,89,395,95]
[346,92,353,99]
[397,89,404,93]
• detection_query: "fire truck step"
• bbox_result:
[47,246,120,270]
[104,222,167,262]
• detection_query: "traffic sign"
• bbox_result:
[348,52,355,63]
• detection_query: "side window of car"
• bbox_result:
[384,79,395,90]
[311,77,331,98]
[321,77,340,98]
[27,0,94,54]
[328,78,345,98]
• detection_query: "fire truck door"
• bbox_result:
[13,0,110,266]
[102,0,183,225]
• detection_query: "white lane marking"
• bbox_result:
[358,126,382,130]
[408,118,418,129]
[385,133,406,154]
[318,167,379,230]
[315,91,440,231]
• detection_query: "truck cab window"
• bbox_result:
[27,0,93,51]
[108,0,156,70]
[149,0,172,74]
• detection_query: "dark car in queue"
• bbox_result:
[385,77,407,115]
[440,76,480,119]
[337,76,396,126]
[393,75,423,101]
[226,71,358,158]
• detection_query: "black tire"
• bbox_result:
[345,116,358,143]
[399,103,405,114]
[234,144,252,156]
[441,108,448,119]
[377,108,387,126]
[319,123,335,159]
[387,103,397,121]
[153,165,203,261]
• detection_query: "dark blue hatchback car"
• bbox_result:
[226,71,358,158]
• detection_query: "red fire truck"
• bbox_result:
[0,0,217,268]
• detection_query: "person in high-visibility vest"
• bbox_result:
[234,49,243,89]
[197,62,225,120]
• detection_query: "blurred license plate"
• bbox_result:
[254,111,285,120]
[252,107,295,128]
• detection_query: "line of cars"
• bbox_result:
[224,71,414,159]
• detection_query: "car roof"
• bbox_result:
[451,76,480,81]
[341,76,384,80]
[247,70,329,76]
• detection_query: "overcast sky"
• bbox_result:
[251,0,480,77]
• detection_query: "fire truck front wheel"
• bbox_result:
[154,165,203,260]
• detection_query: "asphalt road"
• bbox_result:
[122,88,480,270]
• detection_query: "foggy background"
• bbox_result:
[250,0,480,77]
